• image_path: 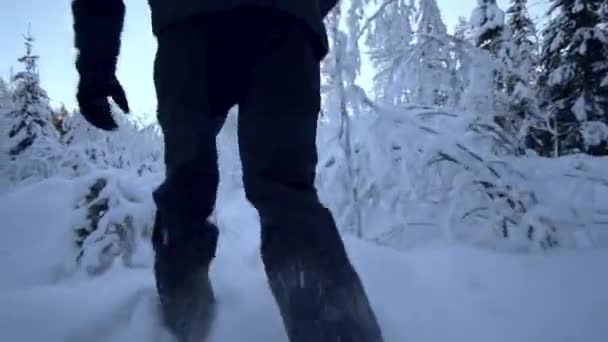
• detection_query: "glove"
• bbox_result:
[76,57,130,131]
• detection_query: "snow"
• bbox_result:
[0,177,76,289]
[581,121,608,148]
[572,94,588,122]
[1,178,608,342]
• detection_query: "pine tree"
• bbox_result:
[3,29,60,182]
[539,0,608,156]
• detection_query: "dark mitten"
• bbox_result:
[76,58,129,130]
[72,0,129,130]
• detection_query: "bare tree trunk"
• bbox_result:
[331,7,363,238]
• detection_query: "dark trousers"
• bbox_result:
[152,7,382,342]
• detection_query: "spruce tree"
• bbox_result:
[505,0,538,88]
[6,30,58,157]
[3,29,60,182]
[469,0,507,97]
[501,0,540,151]
[539,0,608,156]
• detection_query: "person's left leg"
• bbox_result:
[236,13,383,342]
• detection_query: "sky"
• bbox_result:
[0,0,546,116]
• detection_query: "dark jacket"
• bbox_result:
[149,0,338,58]
[72,0,339,63]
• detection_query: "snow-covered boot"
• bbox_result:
[266,260,383,342]
[261,213,384,342]
[152,215,219,342]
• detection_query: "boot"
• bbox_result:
[152,215,219,342]
[261,214,384,342]
[266,259,383,342]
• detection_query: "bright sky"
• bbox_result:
[0,0,545,115]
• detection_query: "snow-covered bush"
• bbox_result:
[318,89,608,251]
[0,34,163,276]
[57,115,163,275]
[59,112,163,178]
[70,172,159,275]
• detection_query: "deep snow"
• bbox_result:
[1,179,608,342]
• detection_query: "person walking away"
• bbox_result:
[71,1,384,341]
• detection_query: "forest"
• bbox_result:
[0,1,607,341]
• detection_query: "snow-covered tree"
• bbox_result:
[495,0,541,152]
[61,112,162,274]
[365,0,416,103]
[365,0,414,56]
[0,77,11,135]
[468,0,533,149]
[454,16,472,42]
[0,77,13,187]
[59,110,163,178]
[416,0,446,36]
[412,0,453,106]
[52,104,69,136]
[470,0,506,56]
[539,0,608,156]
[2,30,61,183]
[505,0,538,91]
[319,2,368,237]
[72,173,156,275]
[0,77,10,104]
[601,3,608,85]
[372,0,459,106]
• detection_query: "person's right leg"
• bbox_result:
[237,11,383,342]
[152,15,239,342]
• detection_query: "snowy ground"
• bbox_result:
[1,179,608,342]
